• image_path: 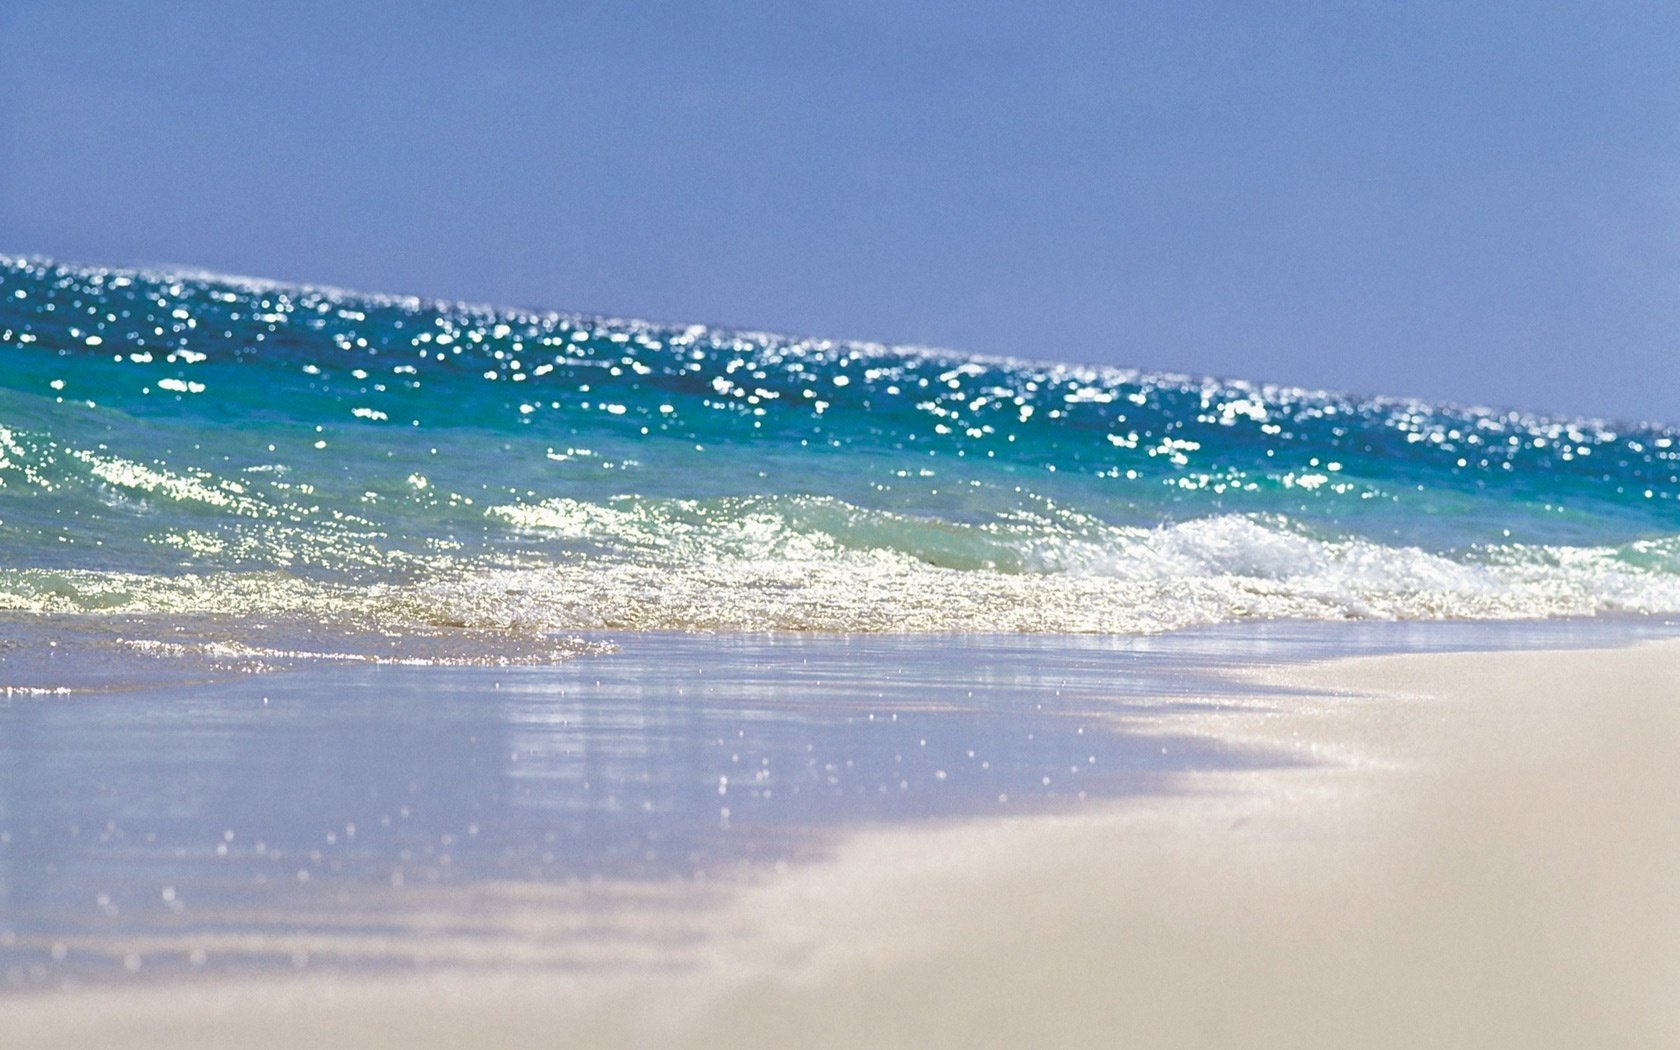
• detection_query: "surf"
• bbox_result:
[3,254,1679,643]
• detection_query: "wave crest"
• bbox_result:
[7,498,1676,635]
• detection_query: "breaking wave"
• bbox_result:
[3,254,1679,642]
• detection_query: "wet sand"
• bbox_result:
[3,636,1678,1048]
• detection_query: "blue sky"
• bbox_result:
[2,1,1676,422]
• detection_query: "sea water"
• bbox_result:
[3,255,1680,646]
[4,255,1680,986]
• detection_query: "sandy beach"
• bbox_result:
[3,634,1675,1048]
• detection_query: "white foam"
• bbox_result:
[6,496,1679,637]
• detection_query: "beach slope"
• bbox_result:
[5,638,1677,1049]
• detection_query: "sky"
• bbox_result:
[1,1,1676,424]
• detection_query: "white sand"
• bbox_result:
[5,637,1678,1048]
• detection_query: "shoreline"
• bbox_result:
[2,634,1677,1047]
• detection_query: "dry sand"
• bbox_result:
[5,637,1678,1048]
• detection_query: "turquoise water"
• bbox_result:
[4,254,1680,645]
[4,255,1680,987]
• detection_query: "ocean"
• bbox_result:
[3,254,1679,987]
[3,254,1680,652]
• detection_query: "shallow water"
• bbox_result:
[2,618,1676,989]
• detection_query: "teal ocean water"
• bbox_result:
[5,255,1680,988]
[4,254,1680,649]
